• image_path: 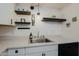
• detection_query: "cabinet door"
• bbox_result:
[28,51,42,56]
[58,42,78,56]
[46,50,58,56]
[8,48,26,56]
[27,45,58,56]
[28,51,46,56]
[26,47,43,56]
[28,50,58,56]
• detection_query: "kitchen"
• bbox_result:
[0,3,79,56]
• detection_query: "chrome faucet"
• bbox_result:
[37,32,39,38]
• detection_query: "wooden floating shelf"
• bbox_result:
[15,10,31,15]
[15,22,31,25]
[42,18,66,22]
[18,27,30,29]
[0,24,16,34]
[0,24,16,28]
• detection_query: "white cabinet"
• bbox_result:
[8,48,26,56]
[27,45,58,56]
[28,51,43,56]
[27,50,57,56]
[45,50,58,56]
[7,44,58,56]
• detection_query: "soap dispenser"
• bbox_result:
[29,32,33,43]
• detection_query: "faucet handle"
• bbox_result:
[37,32,39,38]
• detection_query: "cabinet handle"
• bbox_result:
[15,50,18,53]
[42,53,46,56]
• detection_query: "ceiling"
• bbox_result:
[16,3,70,10]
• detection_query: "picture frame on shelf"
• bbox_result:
[72,16,77,22]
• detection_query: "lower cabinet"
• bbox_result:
[45,50,58,56]
[27,50,57,56]
[27,45,58,56]
[7,44,58,56]
[6,42,79,56]
[58,42,78,56]
[8,48,26,56]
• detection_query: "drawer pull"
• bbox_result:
[42,53,46,56]
[15,50,18,53]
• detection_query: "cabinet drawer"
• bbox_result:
[46,50,58,56]
[27,47,43,53]
[28,51,42,56]
[8,48,26,56]
[28,50,58,56]
[43,45,58,51]
[27,45,58,53]
[7,45,58,56]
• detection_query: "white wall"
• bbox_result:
[0,4,63,37]
[0,3,15,24]
[1,3,79,54]
[0,3,63,53]
[0,3,16,53]
[12,3,63,36]
[61,3,79,41]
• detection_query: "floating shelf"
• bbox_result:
[15,22,31,25]
[18,27,30,29]
[15,10,31,15]
[15,22,31,30]
[0,24,16,34]
[0,24,16,28]
[42,18,66,22]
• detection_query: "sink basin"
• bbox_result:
[31,38,53,43]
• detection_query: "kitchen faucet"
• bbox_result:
[29,32,33,43]
[37,32,39,38]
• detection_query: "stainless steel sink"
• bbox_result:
[31,38,53,43]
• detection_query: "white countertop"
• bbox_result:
[5,35,78,49]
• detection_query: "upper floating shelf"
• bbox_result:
[42,18,66,22]
[15,10,31,15]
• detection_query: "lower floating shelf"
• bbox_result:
[0,24,16,28]
[0,24,16,34]
[18,27,30,29]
